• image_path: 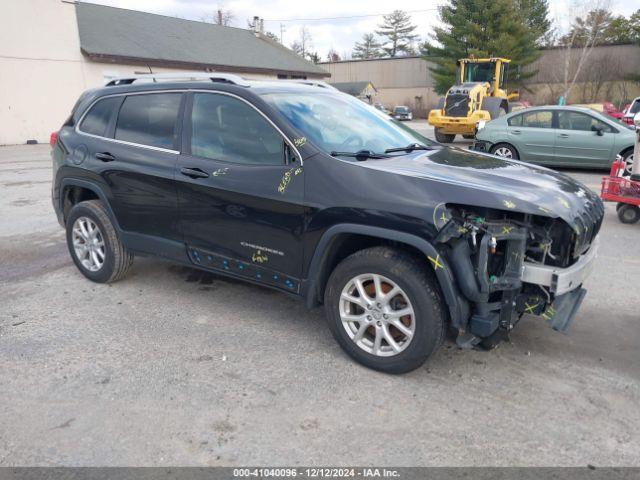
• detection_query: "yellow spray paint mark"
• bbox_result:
[503,200,516,209]
[278,166,303,194]
[427,254,444,271]
[524,300,540,314]
[557,197,570,209]
[212,167,229,177]
[458,226,468,234]
[502,226,514,235]
[541,306,556,320]
[251,250,269,264]
[293,137,307,147]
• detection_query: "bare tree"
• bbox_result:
[556,0,612,100]
[201,5,234,26]
[290,26,313,59]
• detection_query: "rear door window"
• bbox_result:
[520,110,553,128]
[115,93,182,150]
[79,97,120,137]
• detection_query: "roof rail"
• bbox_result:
[104,72,251,87]
[283,79,338,91]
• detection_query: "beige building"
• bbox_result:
[321,44,640,117]
[320,56,437,117]
[0,0,328,145]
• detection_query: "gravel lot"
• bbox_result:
[1,125,639,466]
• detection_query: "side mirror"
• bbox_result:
[592,125,604,136]
[634,112,640,127]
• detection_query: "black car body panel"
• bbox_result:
[52,78,604,342]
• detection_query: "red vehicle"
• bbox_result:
[623,98,640,126]
[602,102,624,120]
[601,156,640,224]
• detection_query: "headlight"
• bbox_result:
[476,120,486,131]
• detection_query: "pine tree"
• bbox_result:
[514,0,551,44]
[376,10,419,57]
[423,0,540,94]
[352,33,383,59]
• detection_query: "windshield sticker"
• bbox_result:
[278,166,303,194]
[293,137,307,147]
[212,167,229,177]
[503,200,516,209]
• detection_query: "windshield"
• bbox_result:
[630,99,640,115]
[463,62,495,83]
[262,92,433,155]
[394,106,409,113]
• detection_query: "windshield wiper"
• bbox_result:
[385,143,433,153]
[330,150,390,160]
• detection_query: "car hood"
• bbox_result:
[359,146,602,230]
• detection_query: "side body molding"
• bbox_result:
[304,224,470,328]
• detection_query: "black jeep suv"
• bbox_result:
[52,73,603,373]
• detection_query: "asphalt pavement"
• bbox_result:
[0,130,639,466]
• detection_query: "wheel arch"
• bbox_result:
[304,224,470,328]
[59,178,121,232]
[620,146,634,158]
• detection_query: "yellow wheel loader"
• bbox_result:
[428,57,519,143]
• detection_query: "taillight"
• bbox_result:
[50,131,57,147]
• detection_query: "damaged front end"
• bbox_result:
[433,203,603,347]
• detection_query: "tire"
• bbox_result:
[490,142,520,160]
[324,246,446,374]
[621,150,634,177]
[66,200,134,283]
[435,128,456,143]
[617,204,640,224]
[616,202,625,212]
[462,134,475,139]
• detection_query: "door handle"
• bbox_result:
[180,167,210,179]
[559,133,569,138]
[512,129,521,134]
[95,152,115,162]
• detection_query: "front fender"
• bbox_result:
[304,223,470,328]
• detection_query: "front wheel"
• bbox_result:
[324,247,446,374]
[490,143,519,160]
[435,128,456,143]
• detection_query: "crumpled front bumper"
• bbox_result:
[520,236,598,331]
[521,236,599,296]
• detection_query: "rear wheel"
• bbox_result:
[435,128,456,143]
[66,200,134,283]
[490,143,519,160]
[324,247,446,374]
[617,204,640,224]
[622,150,634,177]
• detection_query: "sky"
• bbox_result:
[88,0,639,59]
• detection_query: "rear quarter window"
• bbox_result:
[79,97,121,137]
[115,93,182,150]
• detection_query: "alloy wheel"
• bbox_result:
[72,216,106,272]
[494,147,513,158]
[339,274,415,357]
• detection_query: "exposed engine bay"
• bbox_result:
[433,203,603,347]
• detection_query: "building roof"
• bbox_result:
[332,81,376,96]
[75,2,330,78]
